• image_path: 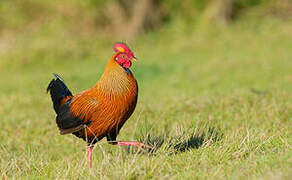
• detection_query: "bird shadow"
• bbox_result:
[132,127,223,155]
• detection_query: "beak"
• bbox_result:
[130,57,137,62]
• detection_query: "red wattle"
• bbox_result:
[123,61,131,68]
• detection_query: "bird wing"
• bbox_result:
[56,94,99,135]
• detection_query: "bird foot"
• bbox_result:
[111,141,152,149]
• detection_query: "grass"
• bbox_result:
[0,17,291,179]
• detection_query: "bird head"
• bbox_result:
[113,42,137,68]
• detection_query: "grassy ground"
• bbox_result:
[0,18,291,179]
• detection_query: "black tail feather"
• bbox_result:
[47,74,86,135]
[47,73,72,113]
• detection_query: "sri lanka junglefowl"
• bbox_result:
[47,43,149,168]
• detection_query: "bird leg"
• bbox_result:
[87,145,93,168]
[110,141,152,149]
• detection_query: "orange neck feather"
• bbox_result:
[93,52,137,96]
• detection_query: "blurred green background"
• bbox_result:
[0,0,291,179]
[0,0,291,94]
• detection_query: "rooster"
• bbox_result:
[47,43,149,168]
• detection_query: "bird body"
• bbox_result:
[48,50,138,144]
[69,56,138,142]
[47,43,148,168]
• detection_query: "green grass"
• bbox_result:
[0,18,291,179]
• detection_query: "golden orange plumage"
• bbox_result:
[47,43,148,168]
[69,52,138,140]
